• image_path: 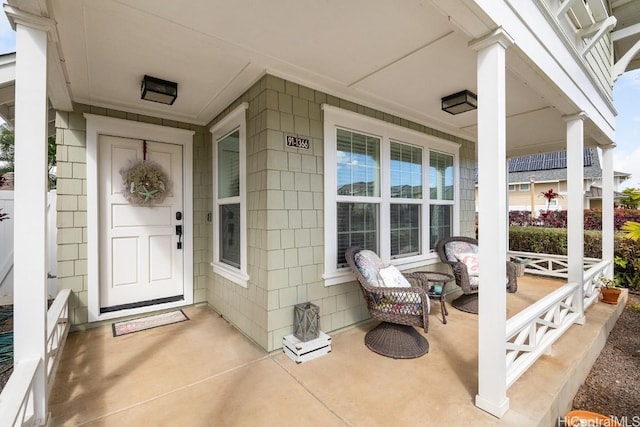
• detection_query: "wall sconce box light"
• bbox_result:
[441,90,477,115]
[141,75,178,105]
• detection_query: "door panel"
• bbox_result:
[149,235,173,281]
[112,237,138,286]
[112,205,172,227]
[99,136,183,310]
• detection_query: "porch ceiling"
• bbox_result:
[6,0,621,154]
[612,0,640,72]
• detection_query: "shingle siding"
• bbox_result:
[208,74,476,351]
[55,75,476,350]
[55,107,209,326]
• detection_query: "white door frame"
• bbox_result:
[85,114,195,322]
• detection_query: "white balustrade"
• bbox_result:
[506,283,581,387]
[505,258,612,389]
[46,289,71,392]
[582,260,611,310]
[508,251,600,278]
[0,358,41,427]
[0,289,71,426]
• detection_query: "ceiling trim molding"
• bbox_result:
[3,4,73,111]
[3,4,57,41]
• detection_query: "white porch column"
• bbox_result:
[565,113,587,324]
[470,27,514,419]
[601,145,615,278]
[5,6,54,423]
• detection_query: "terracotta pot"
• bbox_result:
[565,410,624,427]
[600,287,621,304]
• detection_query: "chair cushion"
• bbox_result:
[354,249,385,287]
[455,252,480,275]
[445,241,477,262]
[378,265,411,288]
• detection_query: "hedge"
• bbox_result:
[509,226,640,290]
[509,209,640,230]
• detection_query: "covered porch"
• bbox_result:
[48,275,627,426]
[1,0,638,424]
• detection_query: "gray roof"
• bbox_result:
[584,186,626,200]
[507,148,602,183]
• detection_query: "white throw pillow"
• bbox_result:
[455,252,479,276]
[378,265,412,288]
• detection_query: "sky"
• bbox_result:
[0,12,638,189]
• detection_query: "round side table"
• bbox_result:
[405,271,453,324]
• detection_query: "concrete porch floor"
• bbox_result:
[49,276,626,426]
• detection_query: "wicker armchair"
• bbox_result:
[435,236,518,314]
[345,246,430,358]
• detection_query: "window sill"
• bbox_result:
[322,253,441,286]
[211,262,249,288]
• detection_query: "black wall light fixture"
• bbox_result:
[141,75,178,105]
[441,90,477,115]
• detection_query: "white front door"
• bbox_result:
[98,136,184,311]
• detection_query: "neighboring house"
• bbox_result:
[2,0,639,421]
[475,148,632,212]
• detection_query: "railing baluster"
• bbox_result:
[505,258,612,388]
[0,289,72,426]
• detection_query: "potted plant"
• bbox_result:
[598,275,622,304]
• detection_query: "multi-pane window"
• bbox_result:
[218,131,240,268]
[429,151,454,249]
[210,103,248,287]
[336,129,380,266]
[390,142,422,258]
[324,105,459,284]
[336,129,380,197]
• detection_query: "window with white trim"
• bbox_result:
[323,105,460,285]
[429,151,454,249]
[519,183,530,191]
[210,103,249,287]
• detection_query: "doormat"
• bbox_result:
[112,310,189,337]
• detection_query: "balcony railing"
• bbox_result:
[508,250,600,278]
[46,288,71,392]
[0,358,42,426]
[0,289,71,427]
[505,254,611,388]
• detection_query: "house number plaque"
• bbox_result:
[285,135,310,150]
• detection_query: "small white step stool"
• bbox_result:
[282,331,331,364]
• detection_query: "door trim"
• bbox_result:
[86,114,195,322]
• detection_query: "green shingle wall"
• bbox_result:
[55,76,475,348]
[207,75,476,351]
[55,106,209,326]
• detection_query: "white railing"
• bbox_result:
[505,258,613,388]
[0,191,58,298]
[582,260,610,310]
[506,282,581,387]
[0,191,15,296]
[0,358,42,427]
[46,289,71,392]
[508,251,600,278]
[0,289,71,427]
